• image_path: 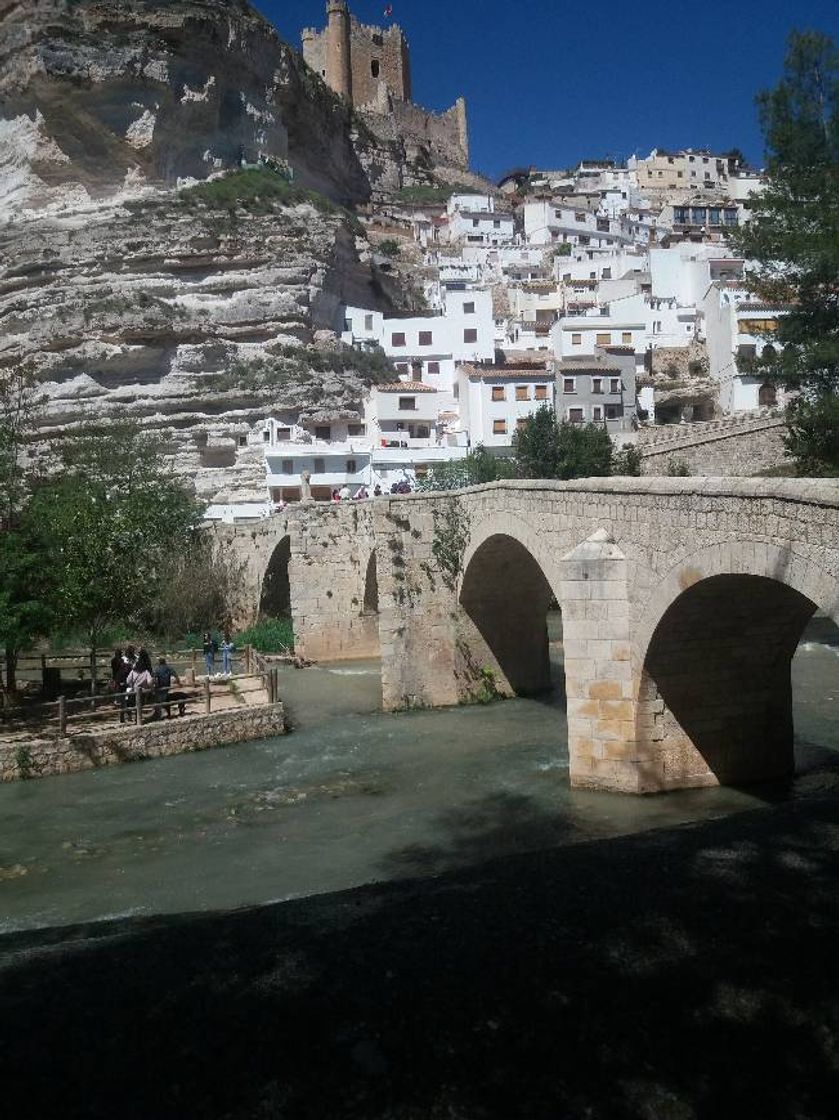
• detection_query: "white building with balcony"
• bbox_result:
[702,284,789,413]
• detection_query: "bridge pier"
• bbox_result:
[560,530,646,793]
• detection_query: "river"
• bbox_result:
[1,623,838,933]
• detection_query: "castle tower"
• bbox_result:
[326,0,353,104]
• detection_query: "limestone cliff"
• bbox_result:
[0,175,402,506]
[0,0,374,208]
[0,1,435,508]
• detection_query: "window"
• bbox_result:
[391,332,406,347]
[348,424,365,436]
[622,332,632,344]
[277,427,291,441]
[472,218,480,228]
[398,397,417,411]
[575,211,586,222]
[691,207,706,224]
[491,386,506,401]
[282,459,293,474]
[463,301,475,314]
[592,377,602,394]
[602,268,612,279]
[592,405,603,421]
[464,328,478,343]
[596,332,611,345]
[238,435,247,447]
[571,333,582,345]
[371,59,380,78]
[563,377,576,394]
[418,330,433,347]
[395,362,409,374]
[535,385,548,401]
[262,430,271,442]
[427,361,440,375]
[493,419,507,435]
[724,210,737,225]
[493,219,501,229]
[605,404,622,420]
[579,236,590,246]
[346,459,357,473]
[516,385,529,401]
[416,425,430,439]
[364,314,374,330]
[554,209,562,218]
[568,407,584,423]
[709,208,721,225]
[610,378,621,394]
[315,425,330,441]
[313,458,325,474]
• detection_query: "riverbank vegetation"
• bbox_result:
[0,377,245,695]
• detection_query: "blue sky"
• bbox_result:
[255,0,839,180]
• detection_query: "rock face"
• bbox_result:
[0,184,396,506]
[0,0,372,208]
[0,1,433,508]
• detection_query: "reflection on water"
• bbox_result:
[0,623,838,933]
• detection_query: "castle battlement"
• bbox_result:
[301,2,468,171]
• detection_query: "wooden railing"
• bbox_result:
[0,665,279,736]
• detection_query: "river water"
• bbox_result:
[1,626,839,933]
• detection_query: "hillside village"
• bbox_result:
[0,0,788,521]
[214,5,786,518]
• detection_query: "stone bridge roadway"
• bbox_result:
[217,478,839,795]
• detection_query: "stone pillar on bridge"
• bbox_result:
[560,529,642,794]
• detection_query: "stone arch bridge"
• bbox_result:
[216,478,839,795]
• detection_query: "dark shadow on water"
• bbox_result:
[379,790,582,876]
[2,797,839,1119]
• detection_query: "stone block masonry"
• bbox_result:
[1,705,286,784]
[638,417,787,476]
[226,477,839,795]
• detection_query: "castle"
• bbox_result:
[302,1,469,172]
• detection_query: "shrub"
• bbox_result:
[667,457,691,476]
[378,239,401,257]
[236,616,294,653]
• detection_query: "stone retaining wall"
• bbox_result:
[1,703,286,783]
[638,418,787,476]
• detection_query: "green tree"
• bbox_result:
[514,406,613,480]
[0,365,40,529]
[32,423,204,689]
[419,444,516,492]
[729,30,839,473]
[612,443,643,476]
[0,367,52,694]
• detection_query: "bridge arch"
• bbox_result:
[459,532,559,697]
[363,550,379,615]
[635,542,838,788]
[259,535,292,620]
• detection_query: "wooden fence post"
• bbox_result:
[58,695,67,735]
[135,689,143,727]
[188,667,195,686]
[204,677,211,715]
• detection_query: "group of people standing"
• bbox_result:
[110,646,181,721]
[202,632,235,678]
[330,481,412,502]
